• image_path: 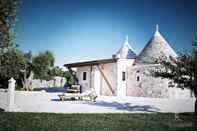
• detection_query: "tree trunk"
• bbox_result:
[194,89,197,115]
[195,99,197,115]
[21,79,26,90]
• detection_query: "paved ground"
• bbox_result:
[13,91,195,113]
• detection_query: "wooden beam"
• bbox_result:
[96,65,115,95]
[90,65,92,89]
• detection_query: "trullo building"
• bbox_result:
[64,25,192,98]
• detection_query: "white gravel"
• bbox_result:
[13,91,195,113]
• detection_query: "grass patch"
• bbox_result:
[0,112,197,131]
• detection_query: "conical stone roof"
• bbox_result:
[136,25,177,64]
[114,35,137,59]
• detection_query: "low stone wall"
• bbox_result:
[0,89,8,109]
[31,77,66,88]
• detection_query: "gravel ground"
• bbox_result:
[12,91,195,113]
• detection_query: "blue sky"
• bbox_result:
[16,0,197,66]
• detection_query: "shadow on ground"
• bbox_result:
[51,98,78,101]
[82,100,160,112]
[35,87,68,93]
[50,97,160,112]
[0,108,4,112]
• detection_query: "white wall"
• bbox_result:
[93,68,101,96]
[117,59,135,97]
[99,63,117,96]
[75,62,117,96]
[0,89,8,109]
[76,66,91,92]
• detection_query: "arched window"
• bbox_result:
[83,72,87,81]
[137,76,140,82]
[168,81,175,88]
[122,72,126,81]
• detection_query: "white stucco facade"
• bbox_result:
[65,26,193,98]
[117,59,135,97]
[76,62,118,96]
[76,66,91,93]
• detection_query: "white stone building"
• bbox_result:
[64,25,192,98]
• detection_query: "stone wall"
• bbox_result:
[0,78,16,111]
[31,76,66,88]
[0,89,8,109]
[126,64,192,98]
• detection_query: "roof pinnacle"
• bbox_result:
[156,24,159,32]
[154,24,160,36]
[125,35,128,43]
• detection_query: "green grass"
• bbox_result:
[0,112,197,131]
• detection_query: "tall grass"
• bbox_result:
[0,112,197,131]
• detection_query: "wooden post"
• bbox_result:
[90,65,93,89]
[97,65,115,95]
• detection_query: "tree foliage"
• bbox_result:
[155,40,197,95]
[0,0,21,88]
[49,66,64,77]
[32,50,55,80]
[0,0,77,89]
[154,38,197,115]
[49,67,78,86]
[0,49,26,79]
[0,0,19,50]
[0,49,26,88]
[63,69,78,86]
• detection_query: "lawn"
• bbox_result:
[0,112,197,131]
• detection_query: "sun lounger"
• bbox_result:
[78,90,97,102]
[58,89,97,102]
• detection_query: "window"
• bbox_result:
[137,76,140,82]
[122,72,126,81]
[83,72,87,81]
[168,81,175,88]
